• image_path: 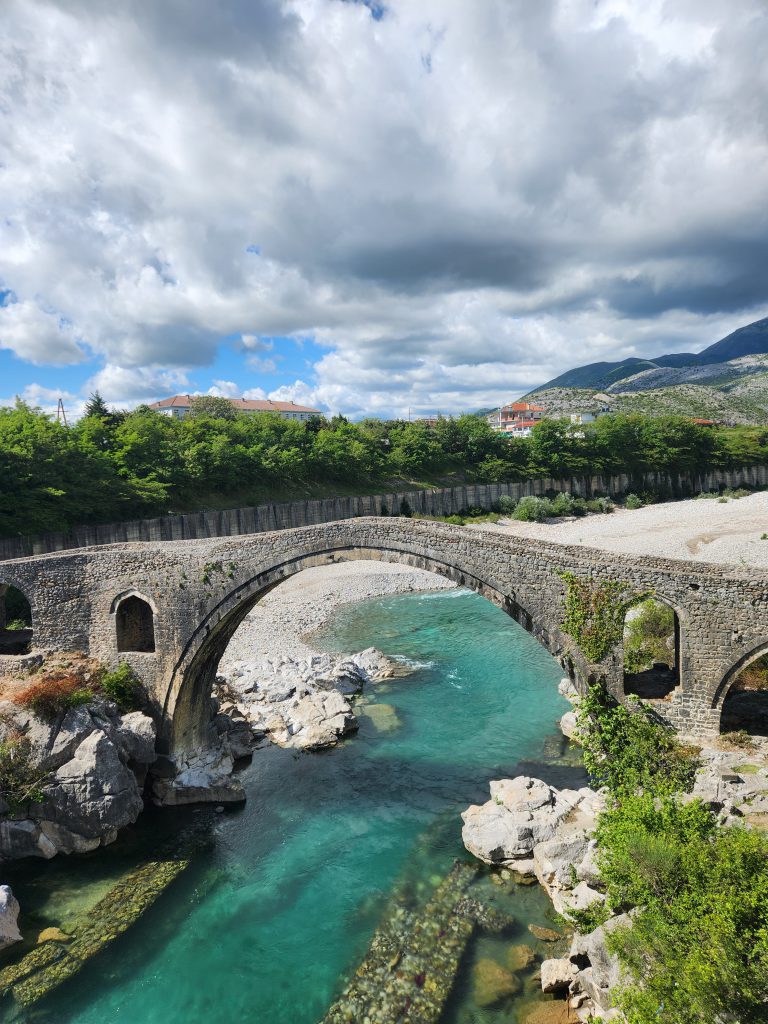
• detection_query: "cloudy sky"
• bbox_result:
[1,0,767,419]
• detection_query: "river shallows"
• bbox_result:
[4,587,576,1023]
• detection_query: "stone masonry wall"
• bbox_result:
[2,518,768,754]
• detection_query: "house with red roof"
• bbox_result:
[148,395,322,422]
[487,400,546,437]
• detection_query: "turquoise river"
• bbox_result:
[2,586,585,1023]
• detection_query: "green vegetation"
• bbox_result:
[528,377,768,425]
[602,795,768,1024]
[0,732,48,810]
[2,397,768,539]
[13,674,93,717]
[576,684,697,796]
[576,688,768,1023]
[623,598,676,675]
[559,573,647,663]
[99,662,144,711]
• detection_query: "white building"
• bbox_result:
[148,395,322,422]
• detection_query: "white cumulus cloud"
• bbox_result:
[1,0,767,413]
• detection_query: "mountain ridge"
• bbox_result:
[527,316,768,394]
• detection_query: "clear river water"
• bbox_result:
[3,586,584,1023]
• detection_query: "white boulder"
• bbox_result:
[462,777,584,865]
[0,886,22,950]
[541,957,578,993]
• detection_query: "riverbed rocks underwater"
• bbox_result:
[1,646,767,1019]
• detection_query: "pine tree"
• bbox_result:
[83,392,111,419]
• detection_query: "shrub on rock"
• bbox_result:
[13,674,92,718]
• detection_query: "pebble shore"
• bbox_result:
[220,560,456,667]
[474,489,768,566]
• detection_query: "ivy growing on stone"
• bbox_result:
[558,571,649,663]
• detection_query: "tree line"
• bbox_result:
[1,393,767,538]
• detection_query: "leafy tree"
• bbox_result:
[389,422,444,477]
[576,683,698,797]
[623,598,676,674]
[578,687,768,1024]
[1,401,767,540]
[601,797,768,1024]
[530,418,591,478]
[188,395,238,420]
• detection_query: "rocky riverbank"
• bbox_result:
[461,771,614,1020]
[460,679,768,1020]
[0,695,157,861]
[156,563,456,805]
[0,563,454,852]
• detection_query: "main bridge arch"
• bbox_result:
[163,543,567,754]
[3,515,766,747]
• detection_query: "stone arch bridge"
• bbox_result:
[1,518,767,754]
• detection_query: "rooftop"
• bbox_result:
[148,394,322,414]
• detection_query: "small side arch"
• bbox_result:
[112,590,157,654]
[713,639,768,738]
[0,582,33,655]
[622,593,682,700]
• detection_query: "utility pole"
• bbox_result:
[56,398,68,426]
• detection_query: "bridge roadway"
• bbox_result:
[1,517,766,754]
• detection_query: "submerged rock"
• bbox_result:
[36,927,71,945]
[520,1002,573,1024]
[321,861,482,1024]
[473,958,521,1006]
[361,703,402,733]
[528,924,563,943]
[0,886,22,951]
[0,825,207,1008]
[507,944,537,971]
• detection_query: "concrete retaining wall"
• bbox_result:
[2,464,767,562]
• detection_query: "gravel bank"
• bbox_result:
[220,561,455,667]
[473,490,768,567]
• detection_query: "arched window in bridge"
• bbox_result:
[623,597,679,700]
[720,652,768,740]
[115,595,156,653]
[0,584,33,655]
